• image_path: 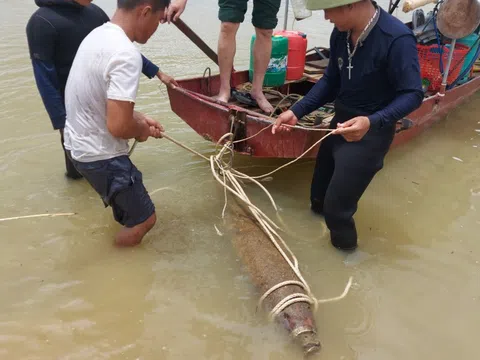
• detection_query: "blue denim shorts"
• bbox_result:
[72,155,155,228]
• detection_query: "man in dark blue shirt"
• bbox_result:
[26,0,177,179]
[272,0,423,251]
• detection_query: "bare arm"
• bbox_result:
[105,50,164,141]
[106,100,149,140]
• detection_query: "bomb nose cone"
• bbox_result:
[293,330,321,356]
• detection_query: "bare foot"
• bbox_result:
[251,91,274,114]
[215,90,231,104]
[114,213,156,247]
[114,236,142,247]
[114,227,143,247]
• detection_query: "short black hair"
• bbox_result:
[117,0,171,12]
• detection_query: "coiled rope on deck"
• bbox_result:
[134,118,352,321]
[237,83,321,126]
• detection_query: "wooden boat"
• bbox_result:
[167,8,480,159]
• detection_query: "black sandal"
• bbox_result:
[231,88,258,107]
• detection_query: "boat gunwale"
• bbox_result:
[170,68,480,131]
[173,70,331,130]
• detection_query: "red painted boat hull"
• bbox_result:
[167,69,480,159]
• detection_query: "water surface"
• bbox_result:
[0,1,478,359]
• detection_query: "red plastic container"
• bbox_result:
[417,43,469,92]
[273,30,307,80]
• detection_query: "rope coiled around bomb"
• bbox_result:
[133,120,352,322]
[208,128,353,321]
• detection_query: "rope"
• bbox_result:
[161,133,209,161]
[0,212,76,222]
[236,83,321,126]
[232,124,335,180]
[129,86,352,320]
[140,125,352,321]
[206,132,352,320]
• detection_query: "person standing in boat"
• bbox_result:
[272,0,423,251]
[26,0,177,180]
[216,0,282,113]
[62,0,169,247]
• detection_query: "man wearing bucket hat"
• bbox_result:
[272,0,424,251]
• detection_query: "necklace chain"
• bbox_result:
[345,8,378,80]
[346,8,379,60]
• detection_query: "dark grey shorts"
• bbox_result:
[72,155,155,228]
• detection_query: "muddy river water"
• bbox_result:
[0,0,479,359]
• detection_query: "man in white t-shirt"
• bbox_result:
[63,0,171,247]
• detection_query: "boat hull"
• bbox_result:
[167,70,480,159]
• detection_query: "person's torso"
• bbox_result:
[64,22,142,162]
[34,3,108,95]
[331,8,415,114]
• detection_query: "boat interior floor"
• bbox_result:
[225,81,334,128]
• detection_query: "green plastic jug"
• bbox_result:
[249,34,288,87]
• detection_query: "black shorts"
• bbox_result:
[218,0,281,29]
[72,155,155,228]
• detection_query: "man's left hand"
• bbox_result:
[333,116,370,142]
[162,0,188,23]
[157,71,178,89]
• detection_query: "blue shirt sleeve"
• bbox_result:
[368,34,424,129]
[290,31,341,120]
[32,59,66,130]
[26,15,66,129]
[26,14,55,63]
[141,55,160,79]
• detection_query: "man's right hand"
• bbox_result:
[272,110,298,134]
[145,116,164,139]
[163,0,188,23]
[135,113,164,142]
